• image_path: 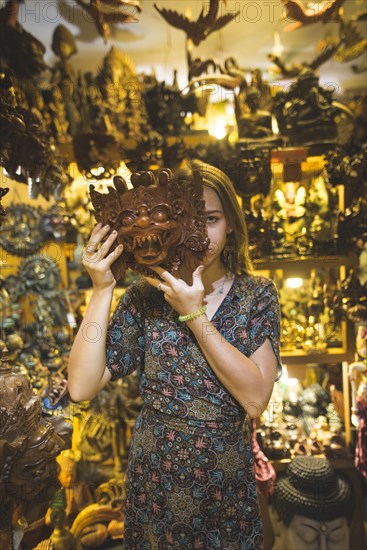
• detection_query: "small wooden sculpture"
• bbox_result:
[0,348,70,548]
[35,488,82,550]
[272,68,340,150]
[70,479,125,547]
[89,168,210,281]
[154,0,239,47]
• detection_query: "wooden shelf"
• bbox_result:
[280,349,355,364]
[254,255,357,272]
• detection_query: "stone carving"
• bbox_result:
[270,455,353,550]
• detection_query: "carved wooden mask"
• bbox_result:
[89,168,210,280]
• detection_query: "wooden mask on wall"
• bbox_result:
[89,168,210,280]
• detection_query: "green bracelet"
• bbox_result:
[178,305,207,323]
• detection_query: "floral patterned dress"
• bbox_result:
[106,274,281,549]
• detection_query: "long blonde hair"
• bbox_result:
[179,159,253,275]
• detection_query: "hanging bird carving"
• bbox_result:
[282,0,346,31]
[74,0,141,43]
[333,13,367,62]
[268,40,339,79]
[154,0,239,47]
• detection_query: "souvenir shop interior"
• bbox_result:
[0,1,366,549]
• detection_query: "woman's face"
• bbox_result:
[202,186,231,269]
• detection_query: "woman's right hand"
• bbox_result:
[82,223,123,291]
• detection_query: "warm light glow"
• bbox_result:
[285,377,300,387]
[272,31,284,57]
[206,100,236,141]
[279,365,288,383]
[66,161,132,191]
[272,116,279,134]
[208,119,227,140]
[90,166,105,177]
[286,277,303,289]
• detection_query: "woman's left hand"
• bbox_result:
[144,265,205,316]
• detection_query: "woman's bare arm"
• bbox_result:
[67,223,123,402]
[68,287,113,402]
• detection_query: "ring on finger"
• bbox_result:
[158,282,163,291]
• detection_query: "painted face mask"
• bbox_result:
[89,168,210,280]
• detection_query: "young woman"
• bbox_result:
[68,160,282,549]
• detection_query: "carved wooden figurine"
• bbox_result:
[0,348,70,549]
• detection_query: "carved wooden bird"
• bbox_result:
[267,39,340,79]
[74,0,141,43]
[282,0,346,31]
[154,0,239,47]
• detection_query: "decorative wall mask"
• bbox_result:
[73,134,122,181]
[0,204,42,255]
[89,168,209,280]
[143,73,204,136]
[233,149,272,198]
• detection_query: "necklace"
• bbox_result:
[208,273,234,297]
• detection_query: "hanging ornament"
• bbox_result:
[74,0,141,43]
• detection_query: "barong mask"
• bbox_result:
[89,168,210,280]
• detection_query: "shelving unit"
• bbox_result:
[255,150,365,549]
[254,255,357,363]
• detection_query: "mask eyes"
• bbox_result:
[152,209,169,223]
[121,213,136,227]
